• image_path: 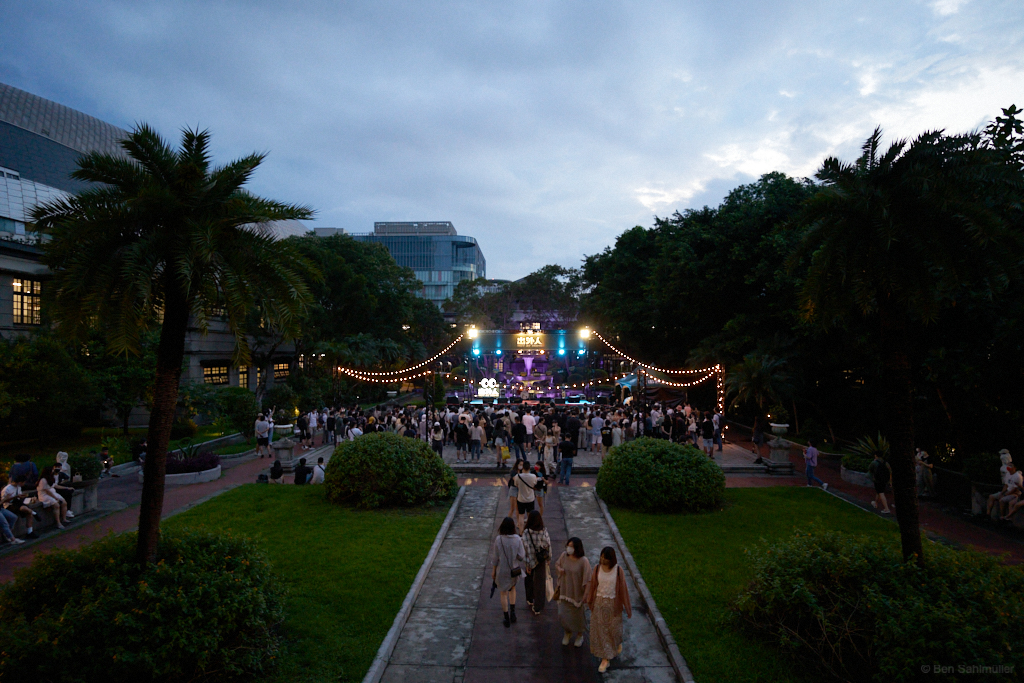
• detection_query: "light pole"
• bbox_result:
[579,328,591,401]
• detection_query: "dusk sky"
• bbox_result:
[2,1,1021,279]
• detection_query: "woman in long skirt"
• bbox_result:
[522,510,551,615]
[491,516,525,628]
[555,537,591,647]
[585,546,632,673]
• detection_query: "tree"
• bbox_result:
[33,125,316,565]
[79,331,157,435]
[792,122,1023,562]
[724,353,792,417]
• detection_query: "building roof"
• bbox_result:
[0,82,127,157]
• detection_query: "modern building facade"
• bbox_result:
[0,81,293,400]
[349,221,486,307]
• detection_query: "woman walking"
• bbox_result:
[491,516,525,627]
[555,537,591,647]
[522,510,551,615]
[507,460,524,518]
[585,546,632,673]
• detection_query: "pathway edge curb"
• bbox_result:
[362,484,467,683]
[595,491,697,683]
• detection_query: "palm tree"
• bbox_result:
[32,125,316,565]
[792,125,1021,562]
[724,352,792,415]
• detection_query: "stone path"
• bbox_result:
[380,484,680,682]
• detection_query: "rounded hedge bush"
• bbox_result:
[325,432,458,509]
[596,438,725,512]
[0,529,284,683]
[735,530,1024,682]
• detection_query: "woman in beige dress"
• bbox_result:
[584,546,632,673]
[555,537,591,647]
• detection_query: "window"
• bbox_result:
[274,363,290,379]
[238,365,250,389]
[203,365,229,385]
[12,278,42,325]
[257,367,264,387]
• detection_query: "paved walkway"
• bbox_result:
[381,484,678,683]
[0,437,333,582]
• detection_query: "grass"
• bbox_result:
[611,487,897,683]
[164,484,448,682]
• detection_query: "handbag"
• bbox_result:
[500,446,510,461]
[500,538,522,578]
[545,569,556,602]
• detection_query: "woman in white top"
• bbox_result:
[584,546,632,673]
[37,465,71,529]
[611,421,623,448]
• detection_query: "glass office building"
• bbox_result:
[350,221,486,307]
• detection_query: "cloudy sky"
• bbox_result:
[2,1,1022,278]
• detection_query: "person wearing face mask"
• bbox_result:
[555,537,590,647]
[584,546,632,673]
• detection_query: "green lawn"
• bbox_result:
[611,488,897,683]
[165,485,447,682]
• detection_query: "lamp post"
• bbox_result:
[579,328,591,401]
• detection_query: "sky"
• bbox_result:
[1,0,1022,279]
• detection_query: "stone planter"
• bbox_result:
[138,465,222,485]
[841,466,873,488]
[272,438,298,472]
[70,479,100,514]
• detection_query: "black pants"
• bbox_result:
[524,561,547,612]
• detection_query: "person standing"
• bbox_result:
[296,412,310,450]
[523,410,536,454]
[803,440,827,489]
[491,516,525,628]
[751,416,765,463]
[701,413,715,457]
[713,410,724,452]
[455,416,470,463]
[511,416,527,463]
[868,451,892,514]
[600,418,613,459]
[255,413,272,458]
[585,546,633,673]
[591,412,604,455]
[522,510,551,615]
[555,537,590,647]
[469,419,484,462]
[513,464,539,532]
[557,434,577,486]
[533,420,548,464]
[326,411,336,445]
[430,422,445,457]
[565,410,582,452]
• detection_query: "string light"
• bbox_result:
[590,331,717,374]
[333,334,464,377]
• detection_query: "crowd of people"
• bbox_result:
[0,451,76,544]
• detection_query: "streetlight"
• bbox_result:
[579,328,590,400]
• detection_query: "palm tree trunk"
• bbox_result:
[136,288,190,566]
[878,299,924,563]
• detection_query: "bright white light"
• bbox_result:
[579,328,590,339]
[467,327,479,339]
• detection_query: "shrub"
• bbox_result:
[963,452,1003,486]
[166,450,221,474]
[841,453,873,472]
[734,530,1024,682]
[170,418,199,440]
[596,438,725,512]
[215,387,259,442]
[324,432,457,509]
[0,529,284,682]
[68,452,102,481]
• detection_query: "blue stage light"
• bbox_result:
[558,349,565,355]
[473,349,480,356]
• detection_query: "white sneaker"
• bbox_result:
[574,635,584,647]
[562,632,571,646]
[11,538,24,544]
[822,483,829,491]
[66,511,75,518]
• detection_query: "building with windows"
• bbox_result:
[0,82,294,401]
[349,221,486,307]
